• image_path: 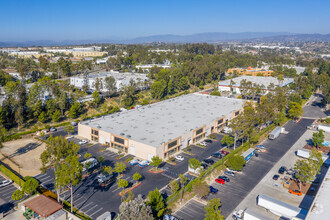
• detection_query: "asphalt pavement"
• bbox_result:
[0,174,20,217]
[303,93,329,119]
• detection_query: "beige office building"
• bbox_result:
[78,93,244,160]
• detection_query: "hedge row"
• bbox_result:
[4,122,71,142]
[63,200,93,220]
[0,164,25,186]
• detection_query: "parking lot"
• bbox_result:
[174,118,314,219]
[174,199,206,220]
[0,174,20,216]
[33,132,228,218]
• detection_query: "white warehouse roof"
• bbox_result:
[219,76,294,88]
[81,93,244,147]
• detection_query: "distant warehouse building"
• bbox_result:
[70,71,149,92]
[78,93,244,160]
[227,66,273,77]
[218,76,294,95]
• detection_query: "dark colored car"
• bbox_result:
[203,159,215,165]
[209,186,218,194]
[211,152,222,159]
[273,174,280,180]
[201,163,208,169]
[278,166,287,174]
[204,139,213,143]
[218,175,230,182]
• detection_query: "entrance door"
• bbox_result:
[129,146,135,156]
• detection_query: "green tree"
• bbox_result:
[22,177,39,195]
[210,91,220,96]
[104,76,116,96]
[12,190,24,201]
[92,90,102,107]
[40,136,80,201]
[225,155,246,171]
[84,152,92,159]
[146,188,166,218]
[58,92,68,116]
[150,80,166,99]
[312,130,325,148]
[192,180,209,199]
[288,102,303,120]
[150,156,162,171]
[204,198,224,220]
[38,111,47,123]
[188,158,201,170]
[52,110,61,122]
[169,179,180,194]
[103,166,113,175]
[133,172,142,184]
[117,194,153,220]
[115,162,127,175]
[0,125,7,149]
[98,156,105,167]
[118,179,129,189]
[221,135,234,147]
[64,125,74,136]
[55,155,82,212]
[68,102,82,119]
[179,174,188,203]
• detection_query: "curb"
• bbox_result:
[118,182,142,196]
[148,169,165,174]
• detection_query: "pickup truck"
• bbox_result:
[139,160,150,168]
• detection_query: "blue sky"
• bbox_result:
[0,0,329,41]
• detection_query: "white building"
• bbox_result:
[135,61,171,72]
[70,71,149,92]
[218,76,294,95]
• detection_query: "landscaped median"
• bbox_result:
[118,182,142,196]
[148,167,164,173]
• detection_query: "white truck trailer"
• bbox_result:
[318,124,330,133]
[232,208,272,220]
[268,126,282,140]
[296,149,330,165]
[257,194,307,219]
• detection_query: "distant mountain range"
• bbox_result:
[1,32,329,47]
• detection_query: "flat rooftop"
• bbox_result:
[306,167,330,220]
[72,71,148,81]
[219,76,293,88]
[81,93,244,147]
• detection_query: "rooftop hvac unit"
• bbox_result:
[126,135,131,138]
[97,125,101,129]
[120,133,125,136]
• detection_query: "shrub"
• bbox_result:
[0,165,24,185]
[210,91,220,96]
[225,155,246,171]
[12,190,24,200]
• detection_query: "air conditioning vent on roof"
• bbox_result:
[97,125,101,129]
[127,135,131,138]
[120,133,125,136]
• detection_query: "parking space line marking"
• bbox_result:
[79,201,95,210]
[2,190,16,197]
[89,207,103,217]
[38,175,52,181]
[75,198,89,208]
[34,173,44,178]
[82,204,98,213]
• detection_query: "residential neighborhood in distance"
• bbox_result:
[0,1,330,220]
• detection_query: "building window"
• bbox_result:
[92,129,99,136]
[195,128,203,136]
[217,119,223,124]
[91,136,99,142]
[114,137,124,145]
[168,140,178,149]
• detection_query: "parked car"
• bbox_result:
[201,163,208,169]
[211,152,222,159]
[130,158,141,166]
[209,186,218,194]
[220,150,229,156]
[175,155,184,161]
[224,171,235,177]
[204,139,213,143]
[200,141,207,146]
[97,173,114,184]
[78,140,88,145]
[139,160,150,168]
[163,214,179,220]
[70,122,78,126]
[82,157,98,172]
[215,178,225,184]
[0,179,13,187]
[256,145,266,149]
[226,168,238,173]
[49,127,57,132]
[203,159,214,165]
[289,189,302,196]
[218,176,230,182]
[278,166,287,174]
[65,136,74,140]
[272,174,280,180]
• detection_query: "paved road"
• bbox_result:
[0,174,20,217]
[303,93,329,119]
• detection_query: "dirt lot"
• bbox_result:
[0,138,45,176]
